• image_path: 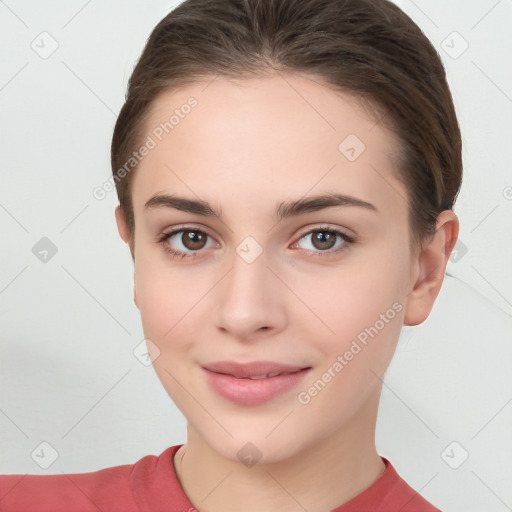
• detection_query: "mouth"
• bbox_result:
[202,361,311,406]
[203,360,310,377]
[223,370,302,379]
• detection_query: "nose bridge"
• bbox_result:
[212,236,286,337]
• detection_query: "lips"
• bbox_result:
[202,360,311,406]
[203,360,310,378]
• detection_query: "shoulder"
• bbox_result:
[0,445,180,512]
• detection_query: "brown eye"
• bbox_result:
[295,227,354,256]
[159,228,217,258]
[181,230,208,250]
[310,231,338,251]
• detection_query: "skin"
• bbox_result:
[115,73,458,512]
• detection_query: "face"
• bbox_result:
[121,74,422,464]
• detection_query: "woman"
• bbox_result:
[1,0,461,510]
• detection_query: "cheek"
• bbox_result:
[133,261,201,398]
[298,248,409,407]
[294,271,405,430]
[134,252,188,341]
[134,267,169,337]
[133,253,217,359]
[309,257,407,344]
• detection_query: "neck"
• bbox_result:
[173,390,385,512]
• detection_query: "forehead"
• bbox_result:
[132,74,407,220]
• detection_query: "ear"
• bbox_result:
[115,206,139,308]
[115,205,135,257]
[115,205,131,243]
[404,210,459,326]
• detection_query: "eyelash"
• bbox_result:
[157,225,356,260]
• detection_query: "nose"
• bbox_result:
[212,244,288,342]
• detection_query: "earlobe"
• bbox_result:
[403,210,459,326]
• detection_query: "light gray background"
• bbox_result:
[0,1,511,511]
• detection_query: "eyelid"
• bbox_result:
[159,223,217,240]
[295,224,354,240]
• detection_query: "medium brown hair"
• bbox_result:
[111,0,462,250]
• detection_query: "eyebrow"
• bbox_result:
[144,192,377,220]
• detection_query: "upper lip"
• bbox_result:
[203,360,310,378]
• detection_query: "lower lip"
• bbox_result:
[203,367,311,406]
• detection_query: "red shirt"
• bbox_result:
[0,445,441,511]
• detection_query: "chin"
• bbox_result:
[199,425,312,467]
